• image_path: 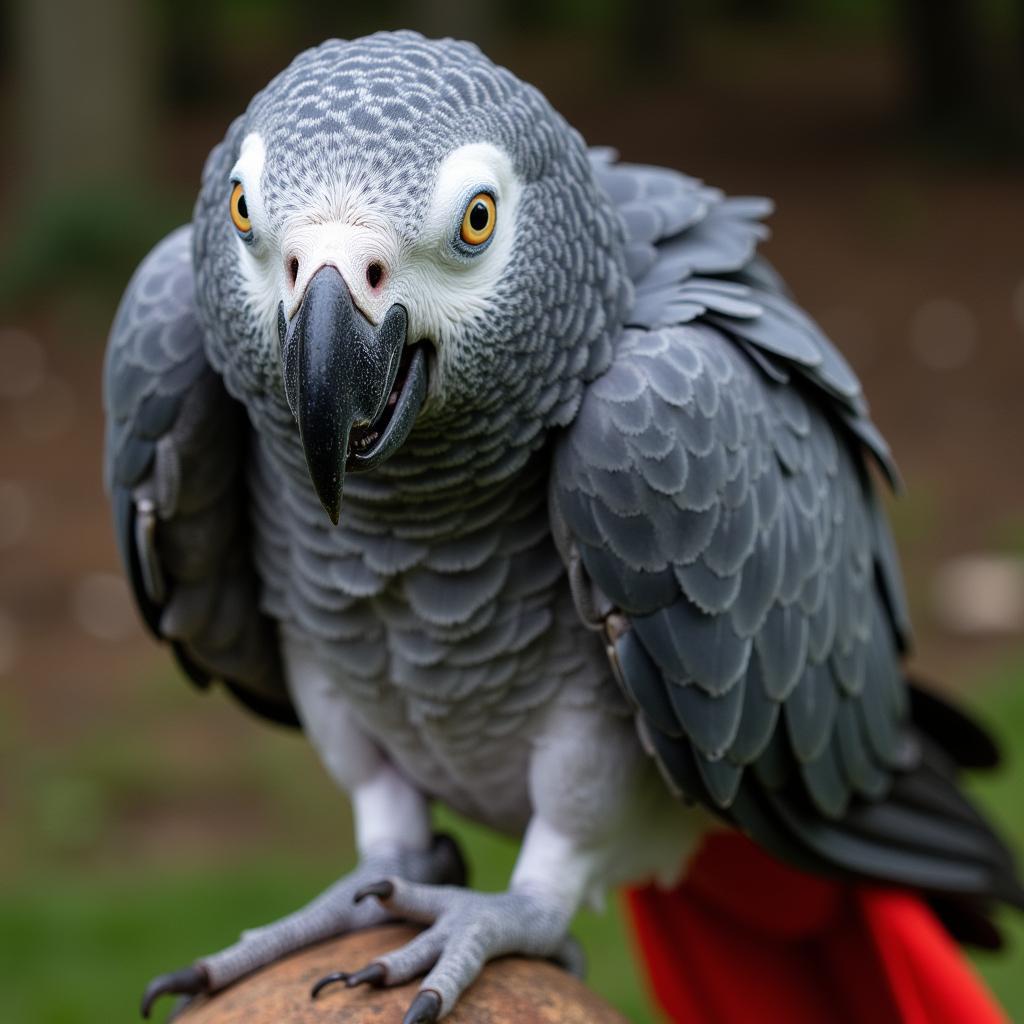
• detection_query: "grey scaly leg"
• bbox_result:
[141,647,459,1019]
[310,876,584,1024]
[309,815,596,1024]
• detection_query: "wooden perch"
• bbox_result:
[176,925,629,1023]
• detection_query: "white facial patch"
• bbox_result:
[397,143,522,350]
[280,212,405,326]
[229,133,283,331]
[228,135,522,391]
[229,132,267,222]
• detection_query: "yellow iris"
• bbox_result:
[229,182,252,234]
[460,193,496,246]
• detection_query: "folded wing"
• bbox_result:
[103,226,294,725]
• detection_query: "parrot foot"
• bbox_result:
[309,878,583,1022]
[140,965,207,1018]
[139,834,465,1019]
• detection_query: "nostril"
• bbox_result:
[287,256,300,287]
[366,261,384,290]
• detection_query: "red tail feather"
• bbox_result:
[626,833,1008,1023]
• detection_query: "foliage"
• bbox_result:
[0,183,189,313]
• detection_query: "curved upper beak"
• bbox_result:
[278,265,420,525]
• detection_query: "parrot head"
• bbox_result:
[192,31,630,523]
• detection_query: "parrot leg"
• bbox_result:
[310,816,595,1023]
[140,834,465,1017]
[309,876,583,1024]
[308,702,703,1023]
[141,647,449,1018]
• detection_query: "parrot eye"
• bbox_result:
[229,182,252,237]
[459,192,496,248]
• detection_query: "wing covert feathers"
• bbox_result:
[103,227,293,725]
[554,152,1023,917]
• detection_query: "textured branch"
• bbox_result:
[175,925,627,1024]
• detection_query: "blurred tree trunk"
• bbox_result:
[897,0,992,127]
[617,0,688,82]
[1019,0,1024,88]
[13,0,156,196]
[897,0,1024,151]
[405,0,500,49]
[727,0,793,18]
[160,0,223,110]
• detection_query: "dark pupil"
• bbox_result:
[237,192,248,219]
[469,201,489,232]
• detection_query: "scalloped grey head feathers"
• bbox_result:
[191,31,632,451]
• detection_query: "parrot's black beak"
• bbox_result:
[279,265,427,525]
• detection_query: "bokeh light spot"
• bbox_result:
[13,375,77,440]
[0,328,46,399]
[932,555,1024,635]
[909,298,977,371]
[71,572,139,642]
[0,480,32,549]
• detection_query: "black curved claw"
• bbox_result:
[432,832,469,888]
[353,880,394,904]
[345,963,387,988]
[550,936,587,978]
[310,971,349,1000]
[403,988,442,1024]
[140,965,208,1018]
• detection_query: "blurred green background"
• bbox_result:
[1,1,1024,1021]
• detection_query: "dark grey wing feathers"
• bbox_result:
[103,226,293,725]
[590,151,899,488]
[557,321,890,815]
[555,155,1024,914]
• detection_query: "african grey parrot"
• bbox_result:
[104,31,1023,1024]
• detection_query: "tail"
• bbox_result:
[626,831,1009,1024]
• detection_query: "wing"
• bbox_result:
[550,154,1023,913]
[103,226,295,726]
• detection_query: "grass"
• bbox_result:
[965,659,1024,1007]
[3,660,1023,1023]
